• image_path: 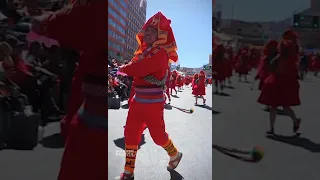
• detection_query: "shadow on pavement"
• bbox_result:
[195,104,212,110]
[225,85,235,89]
[171,95,180,98]
[168,169,184,180]
[121,104,129,109]
[165,104,173,110]
[263,107,287,116]
[266,134,320,152]
[213,92,230,97]
[212,144,259,163]
[40,133,65,149]
[212,144,262,163]
[114,134,146,150]
[212,110,221,114]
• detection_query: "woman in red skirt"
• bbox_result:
[254,40,279,91]
[311,53,320,76]
[212,45,226,93]
[192,71,206,105]
[258,30,301,135]
[235,48,250,82]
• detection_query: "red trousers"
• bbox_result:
[58,116,108,180]
[124,99,168,146]
[165,88,171,101]
[170,87,177,94]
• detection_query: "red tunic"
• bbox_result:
[311,56,320,71]
[255,56,270,90]
[235,52,250,75]
[192,74,206,95]
[39,2,108,180]
[258,53,300,107]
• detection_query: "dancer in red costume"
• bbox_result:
[208,77,212,85]
[192,71,206,105]
[117,12,183,180]
[311,53,320,76]
[33,1,108,179]
[212,45,226,93]
[170,70,178,95]
[184,75,191,87]
[176,74,183,91]
[258,30,301,135]
[224,46,233,85]
[235,48,250,82]
[249,48,260,70]
[253,40,279,91]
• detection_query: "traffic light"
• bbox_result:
[313,16,319,28]
[293,14,300,27]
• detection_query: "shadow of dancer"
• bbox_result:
[266,134,320,152]
[40,133,65,149]
[195,104,212,110]
[212,144,261,163]
[168,169,184,180]
[113,134,146,150]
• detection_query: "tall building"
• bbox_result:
[125,0,147,60]
[311,0,320,10]
[108,0,128,60]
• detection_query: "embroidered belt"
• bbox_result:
[133,95,165,104]
[134,87,164,95]
[82,82,108,97]
[77,105,108,130]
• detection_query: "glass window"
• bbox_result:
[119,0,128,8]
[109,0,127,17]
[108,7,126,26]
[108,29,125,44]
[108,40,124,52]
[108,18,125,35]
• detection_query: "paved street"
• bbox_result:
[108,86,212,180]
[0,122,63,180]
[213,72,320,180]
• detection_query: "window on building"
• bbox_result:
[108,40,124,52]
[108,29,125,44]
[109,0,127,17]
[108,7,126,26]
[108,18,125,35]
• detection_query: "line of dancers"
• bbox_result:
[164,70,210,105]
[212,29,309,135]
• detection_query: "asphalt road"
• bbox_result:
[108,86,212,180]
[0,122,63,180]
[213,72,320,180]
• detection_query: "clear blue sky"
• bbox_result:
[146,0,212,68]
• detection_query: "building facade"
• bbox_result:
[108,0,128,60]
[220,19,266,46]
[124,0,147,61]
[311,0,320,9]
[291,2,320,49]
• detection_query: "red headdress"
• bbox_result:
[200,70,205,75]
[135,12,178,63]
[263,40,278,56]
[282,30,298,41]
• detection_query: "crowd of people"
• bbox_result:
[108,56,213,107]
[212,29,320,135]
[0,0,79,147]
